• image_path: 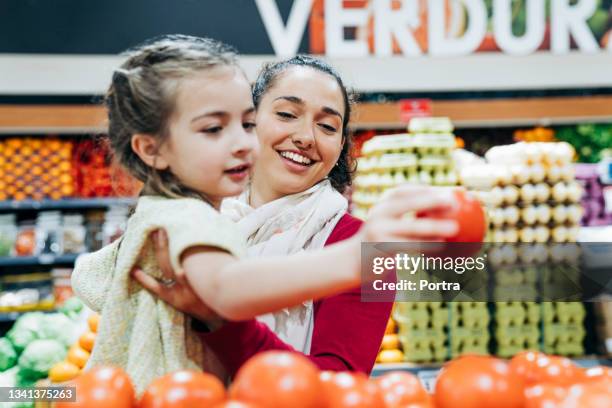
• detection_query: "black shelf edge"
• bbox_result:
[0,254,79,267]
[0,198,135,211]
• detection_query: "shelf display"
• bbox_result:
[0,137,140,202]
[0,138,73,201]
[352,117,458,220]
[461,142,582,244]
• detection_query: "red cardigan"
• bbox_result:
[197,213,392,376]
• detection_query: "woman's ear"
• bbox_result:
[131,134,169,170]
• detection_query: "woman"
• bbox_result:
[132,55,458,375]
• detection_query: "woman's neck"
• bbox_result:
[249,176,284,208]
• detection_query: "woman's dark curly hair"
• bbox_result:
[252,55,357,194]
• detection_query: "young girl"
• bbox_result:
[72,35,458,393]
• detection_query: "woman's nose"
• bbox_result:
[291,124,315,149]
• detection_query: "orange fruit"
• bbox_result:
[385,319,396,335]
[48,140,62,150]
[88,314,100,333]
[39,148,51,157]
[49,361,81,383]
[61,185,74,196]
[59,161,71,171]
[78,331,96,352]
[67,345,90,369]
[381,334,400,350]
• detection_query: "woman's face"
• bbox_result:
[253,66,345,198]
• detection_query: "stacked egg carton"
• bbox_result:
[449,302,490,358]
[462,142,586,358]
[481,142,583,244]
[542,301,586,357]
[352,117,457,220]
[393,302,450,363]
[494,301,541,358]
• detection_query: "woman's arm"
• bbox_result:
[199,214,391,375]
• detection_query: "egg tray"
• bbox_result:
[483,243,582,267]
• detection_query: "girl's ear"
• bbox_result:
[131,134,169,170]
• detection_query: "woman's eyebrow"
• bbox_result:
[322,106,343,120]
[274,96,343,120]
[274,95,303,104]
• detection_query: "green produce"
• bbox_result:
[59,297,83,320]
[6,313,45,353]
[0,338,17,371]
[39,313,77,348]
[17,339,66,381]
[0,366,18,387]
[555,123,612,163]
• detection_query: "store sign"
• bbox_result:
[259,0,611,57]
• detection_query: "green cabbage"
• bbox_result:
[0,338,17,371]
[17,339,66,381]
[38,313,77,348]
[6,313,45,353]
[59,297,83,320]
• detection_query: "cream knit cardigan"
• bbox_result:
[71,196,245,394]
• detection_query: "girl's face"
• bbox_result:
[253,66,345,200]
[158,66,258,207]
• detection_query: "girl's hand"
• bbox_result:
[361,185,459,242]
[130,229,221,323]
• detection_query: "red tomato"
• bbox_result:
[321,372,386,408]
[139,370,225,408]
[524,383,567,408]
[229,351,324,408]
[419,189,487,243]
[561,382,612,408]
[213,402,259,408]
[55,366,135,408]
[376,372,431,407]
[582,366,612,384]
[509,350,546,386]
[532,355,584,386]
[434,355,525,408]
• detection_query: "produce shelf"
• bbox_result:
[0,254,79,267]
[0,197,135,211]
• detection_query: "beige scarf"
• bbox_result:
[221,179,348,353]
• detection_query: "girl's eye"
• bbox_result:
[202,126,222,134]
[319,123,338,133]
[243,122,257,131]
[276,111,297,119]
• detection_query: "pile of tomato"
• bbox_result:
[56,350,611,408]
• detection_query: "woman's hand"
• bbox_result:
[361,184,459,242]
[130,229,221,324]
